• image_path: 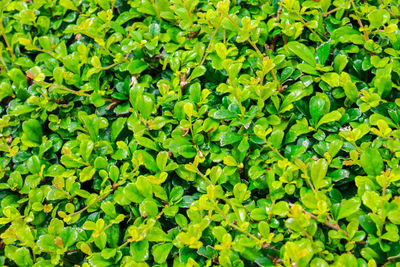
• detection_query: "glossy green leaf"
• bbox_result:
[287,41,317,66]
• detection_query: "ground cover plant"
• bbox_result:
[0,0,400,266]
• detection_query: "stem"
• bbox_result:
[270,69,279,84]
[68,190,113,217]
[149,0,161,21]
[382,253,400,267]
[117,208,165,250]
[322,6,342,16]
[381,180,387,233]
[117,239,131,250]
[200,14,223,65]
[42,81,91,97]
[306,178,316,193]
[289,203,344,233]
[378,0,398,18]
[299,16,324,43]
[224,15,263,58]
[388,253,400,261]
[0,56,8,72]
[276,4,283,22]
[265,142,285,160]
[211,199,262,244]
[182,0,193,26]
[100,62,121,70]
[196,169,264,245]
[0,12,14,60]
[35,48,55,57]
[349,0,369,41]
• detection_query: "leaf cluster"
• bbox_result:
[1,0,400,266]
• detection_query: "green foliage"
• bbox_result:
[0,0,400,266]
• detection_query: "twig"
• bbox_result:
[46,82,91,97]
[196,169,266,245]
[299,16,324,43]
[0,15,14,60]
[200,14,223,65]
[322,6,342,16]
[100,62,121,70]
[289,203,344,232]
[224,14,263,58]
[67,189,113,218]
[276,4,283,22]
[378,0,398,18]
[349,0,368,40]
[0,56,9,72]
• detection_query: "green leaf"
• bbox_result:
[331,26,364,44]
[139,199,158,217]
[287,41,317,67]
[0,82,13,101]
[152,243,173,264]
[130,240,149,262]
[375,74,392,97]
[311,159,328,190]
[219,132,242,146]
[136,149,158,170]
[337,198,361,220]
[309,94,330,123]
[188,66,206,81]
[137,95,154,119]
[333,54,348,74]
[268,129,284,148]
[95,0,111,10]
[111,117,127,142]
[128,60,148,74]
[360,148,383,176]
[271,201,289,216]
[316,42,331,65]
[169,186,184,202]
[80,166,96,182]
[60,227,78,248]
[22,119,43,147]
[37,234,58,252]
[367,9,390,29]
[316,110,342,128]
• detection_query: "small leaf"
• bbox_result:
[337,198,361,220]
[188,66,206,81]
[316,110,342,128]
[368,9,390,29]
[311,159,328,190]
[128,60,148,74]
[317,42,331,65]
[152,243,173,264]
[219,132,242,146]
[287,41,317,66]
[360,148,383,176]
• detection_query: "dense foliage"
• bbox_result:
[1,0,400,266]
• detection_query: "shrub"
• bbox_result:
[1,0,400,266]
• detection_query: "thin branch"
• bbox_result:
[0,56,9,72]
[349,0,369,40]
[0,14,14,60]
[68,189,113,218]
[46,82,91,97]
[299,16,324,43]
[224,14,263,58]
[200,15,223,65]
[196,169,265,245]
[289,203,344,233]
[322,6,342,16]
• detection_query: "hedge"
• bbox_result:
[1,0,400,266]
